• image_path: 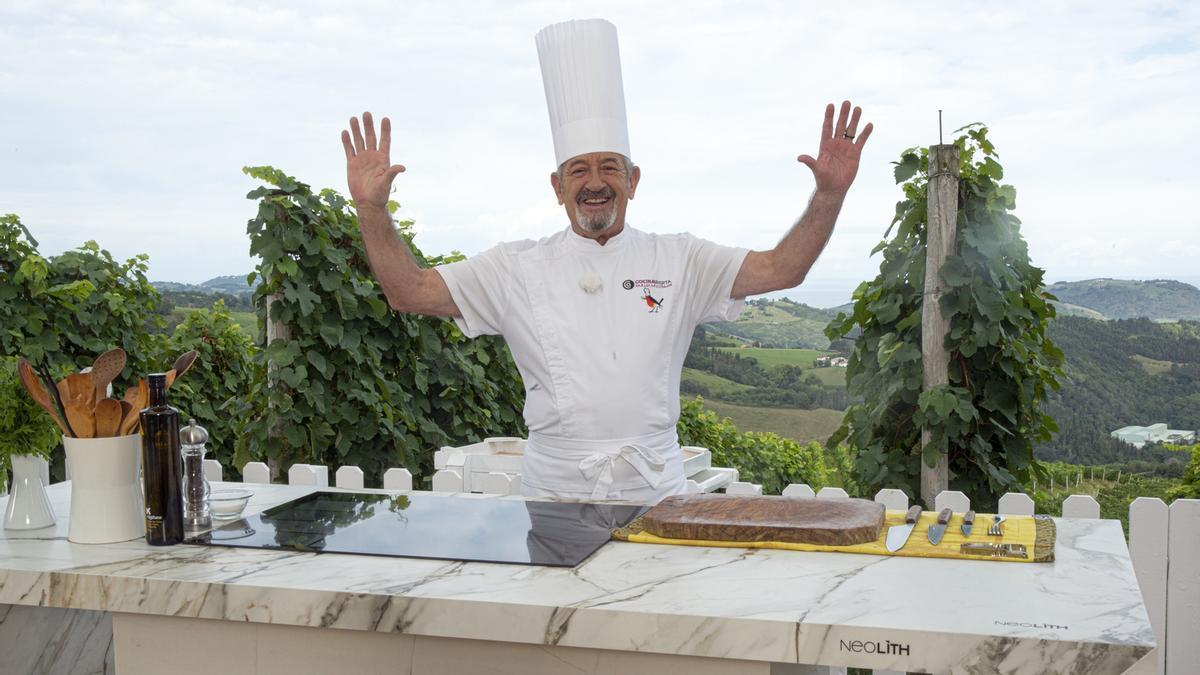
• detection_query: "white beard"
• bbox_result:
[576,203,617,233]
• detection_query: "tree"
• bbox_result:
[233,167,526,485]
[825,126,1064,509]
[0,214,166,376]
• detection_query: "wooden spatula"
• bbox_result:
[94,398,122,437]
[65,400,95,438]
[117,399,135,436]
[37,363,77,438]
[16,357,72,436]
[90,348,127,400]
[118,400,139,436]
[63,372,96,410]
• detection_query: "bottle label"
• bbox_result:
[145,508,164,535]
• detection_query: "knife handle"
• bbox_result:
[904,505,923,525]
[936,507,953,525]
[963,509,975,526]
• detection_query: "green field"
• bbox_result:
[805,366,847,387]
[1132,354,1174,376]
[702,333,747,347]
[172,307,257,335]
[716,347,831,369]
[700,399,845,443]
[681,368,753,397]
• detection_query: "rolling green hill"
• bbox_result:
[1052,302,1107,320]
[153,274,256,298]
[681,368,753,398]
[708,298,838,348]
[1047,279,1200,321]
[1038,316,1200,468]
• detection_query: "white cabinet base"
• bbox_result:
[112,613,773,675]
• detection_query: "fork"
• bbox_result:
[988,515,1006,536]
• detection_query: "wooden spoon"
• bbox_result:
[95,398,122,438]
[16,358,72,436]
[64,400,95,438]
[118,400,139,436]
[172,350,199,380]
[90,348,127,400]
[117,400,134,436]
[121,379,150,435]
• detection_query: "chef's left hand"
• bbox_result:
[797,100,873,195]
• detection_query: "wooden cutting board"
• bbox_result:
[640,494,886,546]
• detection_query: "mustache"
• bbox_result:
[576,186,616,204]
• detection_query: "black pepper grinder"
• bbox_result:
[140,373,183,545]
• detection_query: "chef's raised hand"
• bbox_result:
[341,112,406,209]
[796,101,873,195]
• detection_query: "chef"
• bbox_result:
[340,19,871,503]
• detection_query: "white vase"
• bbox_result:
[3,453,56,530]
[64,434,145,544]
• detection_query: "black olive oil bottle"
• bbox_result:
[140,373,183,545]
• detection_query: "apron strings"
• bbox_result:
[578,444,666,500]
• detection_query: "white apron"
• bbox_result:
[523,428,686,502]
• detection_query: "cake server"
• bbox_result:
[885,505,924,552]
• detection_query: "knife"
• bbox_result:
[885,505,924,552]
[960,543,1028,559]
[927,507,953,546]
[961,509,975,538]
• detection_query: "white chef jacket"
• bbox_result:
[435,225,748,501]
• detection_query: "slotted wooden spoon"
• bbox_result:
[90,348,127,400]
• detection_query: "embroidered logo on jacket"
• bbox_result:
[623,278,672,289]
[623,279,671,313]
[641,288,664,313]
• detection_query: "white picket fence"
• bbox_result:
[148,460,1200,674]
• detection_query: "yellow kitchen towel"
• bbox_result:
[612,510,1055,563]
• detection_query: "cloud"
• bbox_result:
[1,0,1196,290]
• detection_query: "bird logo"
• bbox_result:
[642,287,664,313]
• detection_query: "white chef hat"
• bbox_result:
[535,19,631,167]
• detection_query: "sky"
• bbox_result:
[2,1,1198,308]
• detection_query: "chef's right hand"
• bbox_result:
[341,111,406,210]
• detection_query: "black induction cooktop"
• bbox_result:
[190,491,646,567]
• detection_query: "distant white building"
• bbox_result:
[1110,423,1196,448]
[814,356,849,368]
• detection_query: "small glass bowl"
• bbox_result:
[209,488,254,520]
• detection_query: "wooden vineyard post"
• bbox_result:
[920,144,960,507]
[265,291,291,481]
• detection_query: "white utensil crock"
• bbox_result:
[3,453,56,530]
[64,434,144,544]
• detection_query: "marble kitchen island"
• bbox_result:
[0,481,1156,674]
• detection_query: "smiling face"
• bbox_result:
[550,152,640,241]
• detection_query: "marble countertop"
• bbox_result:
[0,482,1155,673]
